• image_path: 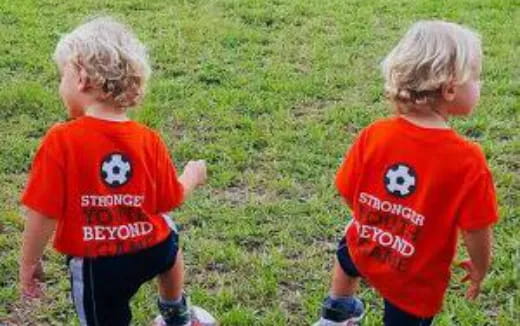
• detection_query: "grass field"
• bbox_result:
[0,0,519,325]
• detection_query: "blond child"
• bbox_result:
[19,17,216,326]
[314,21,498,326]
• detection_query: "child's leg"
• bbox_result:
[314,237,365,325]
[155,247,217,326]
[156,247,193,326]
[330,258,360,297]
[383,300,434,326]
[158,250,185,301]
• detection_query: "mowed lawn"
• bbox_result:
[0,0,519,325]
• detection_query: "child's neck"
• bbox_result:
[84,104,129,122]
[399,109,450,129]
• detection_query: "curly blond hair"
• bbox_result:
[54,16,151,109]
[382,20,482,113]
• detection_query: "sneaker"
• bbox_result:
[313,296,364,326]
[153,306,217,326]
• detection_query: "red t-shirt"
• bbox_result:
[21,116,184,257]
[336,117,498,317]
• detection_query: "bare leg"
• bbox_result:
[314,257,364,325]
[155,249,217,326]
[158,249,184,300]
[330,258,360,297]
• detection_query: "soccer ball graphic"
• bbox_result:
[384,163,417,198]
[100,153,132,187]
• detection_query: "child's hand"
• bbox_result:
[179,160,207,197]
[19,260,45,299]
[460,227,493,301]
[19,209,55,300]
[183,160,207,186]
[458,260,484,301]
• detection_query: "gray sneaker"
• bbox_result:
[154,295,217,326]
[154,306,217,326]
[313,296,365,326]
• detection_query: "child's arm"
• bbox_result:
[460,226,493,300]
[336,129,368,209]
[178,160,207,198]
[19,207,56,299]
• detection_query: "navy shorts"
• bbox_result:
[337,237,434,326]
[68,232,179,326]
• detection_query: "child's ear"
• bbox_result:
[441,83,457,102]
[77,67,90,92]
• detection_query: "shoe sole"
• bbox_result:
[153,306,218,326]
[192,306,218,326]
[312,305,367,326]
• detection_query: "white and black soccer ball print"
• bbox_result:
[384,163,417,198]
[100,153,132,187]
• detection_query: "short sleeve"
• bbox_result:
[336,129,367,208]
[457,168,499,230]
[155,135,184,213]
[21,129,65,219]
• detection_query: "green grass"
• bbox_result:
[0,0,519,325]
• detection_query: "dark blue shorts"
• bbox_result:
[68,232,179,326]
[337,237,434,326]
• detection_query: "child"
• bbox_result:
[19,17,216,326]
[314,21,498,326]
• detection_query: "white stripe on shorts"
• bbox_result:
[162,213,179,233]
[70,257,88,326]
